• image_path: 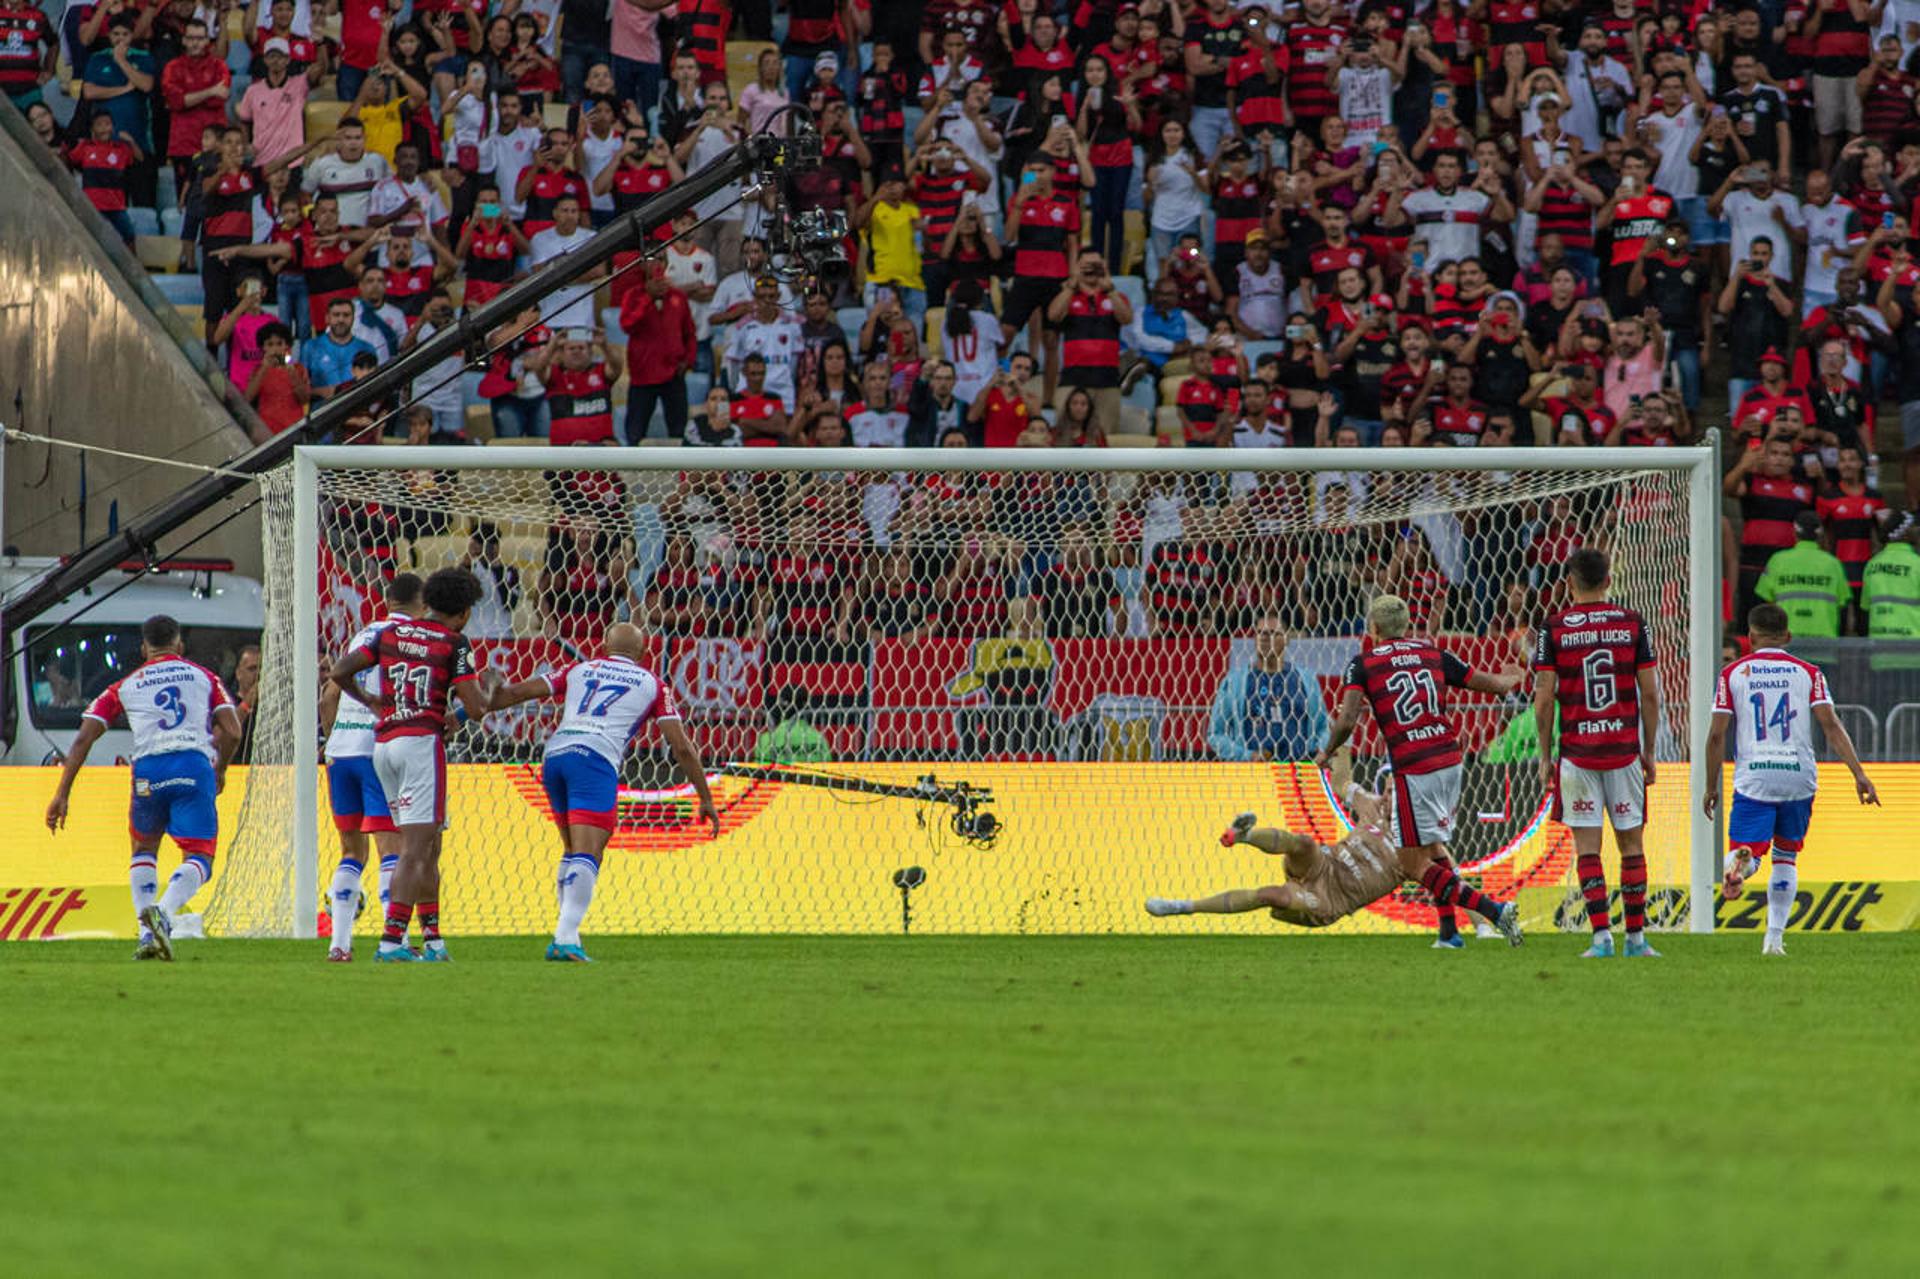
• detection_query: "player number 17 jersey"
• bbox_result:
[544,656,681,769]
[1714,648,1830,803]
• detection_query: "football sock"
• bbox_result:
[1434,905,1460,942]
[329,858,365,951]
[554,854,602,946]
[1192,889,1265,913]
[381,901,413,946]
[1418,862,1503,923]
[1620,852,1649,936]
[416,900,442,944]
[1766,851,1798,936]
[130,853,159,932]
[1576,852,1612,933]
[157,854,211,917]
[377,854,398,908]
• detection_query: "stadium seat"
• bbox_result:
[152,273,204,307]
[685,369,711,405]
[1114,273,1145,317]
[1154,406,1186,445]
[464,403,494,442]
[1117,406,1150,437]
[1106,432,1156,449]
[1158,372,1190,406]
[159,207,183,237]
[924,306,944,352]
[1241,339,1286,366]
[176,305,204,340]
[134,235,183,273]
[726,41,777,98]
[1122,210,1145,276]
[305,100,349,144]
[1122,375,1156,413]
[836,305,865,345]
[639,437,684,447]
[543,102,571,132]
[128,207,161,238]
[154,162,177,213]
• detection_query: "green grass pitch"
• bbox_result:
[5,933,1920,1276]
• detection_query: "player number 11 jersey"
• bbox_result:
[1714,648,1830,803]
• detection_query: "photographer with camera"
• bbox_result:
[1627,216,1706,410]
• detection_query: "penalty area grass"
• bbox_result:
[3,933,1918,1277]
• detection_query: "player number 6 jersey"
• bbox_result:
[1714,648,1830,803]
[544,656,681,769]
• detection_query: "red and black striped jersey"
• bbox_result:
[1431,398,1489,448]
[204,167,261,242]
[351,617,477,741]
[912,169,982,246]
[68,140,135,212]
[1532,182,1594,251]
[1227,49,1286,130]
[1860,69,1918,141]
[1059,288,1121,388]
[1342,638,1474,775]
[1740,474,1815,556]
[1212,175,1263,252]
[1177,376,1225,442]
[610,163,672,215]
[1010,193,1079,279]
[783,0,840,54]
[463,223,517,295]
[1281,24,1346,120]
[1146,540,1225,634]
[383,257,434,315]
[1533,603,1655,770]
[1816,486,1886,582]
[677,0,730,81]
[520,167,591,235]
[858,67,907,138]
[1607,190,1675,266]
[1308,240,1375,302]
[0,3,53,91]
[546,363,616,445]
[1486,0,1548,64]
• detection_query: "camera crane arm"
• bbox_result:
[718,763,1002,847]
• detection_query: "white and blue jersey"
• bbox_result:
[83,655,235,852]
[539,656,680,830]
[325,616,399,833]
[1714,647,1831,855]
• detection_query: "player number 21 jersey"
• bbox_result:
[1342,639,1475,775]
[544,655,681,769]
[1714,648,1830,803]
[1534,603,1655,770]
[83,654,234,762]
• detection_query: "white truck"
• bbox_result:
[1,555,265,765]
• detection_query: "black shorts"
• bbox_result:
[1003,277,1061,332]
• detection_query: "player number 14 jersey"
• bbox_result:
[1714,648,1831,803]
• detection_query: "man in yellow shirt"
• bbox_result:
[348,61,427,165]
[853,166,926,332]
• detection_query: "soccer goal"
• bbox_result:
[205,445,1720,940]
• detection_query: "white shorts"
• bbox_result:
[373,734,448,828]
[1558,758,1645,832]
[1387,764,1461,849]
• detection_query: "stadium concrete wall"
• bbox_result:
[0,100,261,574]
[4,763,1917,940]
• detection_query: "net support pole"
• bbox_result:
[291,449,320,940]
[1686,442,1720,933]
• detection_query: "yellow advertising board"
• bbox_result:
[3,762,1916,940]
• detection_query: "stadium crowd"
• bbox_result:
[13,0,1920,640]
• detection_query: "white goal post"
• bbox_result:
[216,444,1720,940]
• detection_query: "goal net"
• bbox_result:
[207,446,1717,939]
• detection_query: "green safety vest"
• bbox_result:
[1861,543,1920,639]
[1755,541,1851,638]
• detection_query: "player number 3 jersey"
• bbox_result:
[1715,648,1830,803]
[1534,603,1655,770]
[544,656,680,769]
[83,655,234,762]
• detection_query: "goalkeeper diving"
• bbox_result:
[1145,751,1522,942]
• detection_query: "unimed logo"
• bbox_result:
[0,888,91,940]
